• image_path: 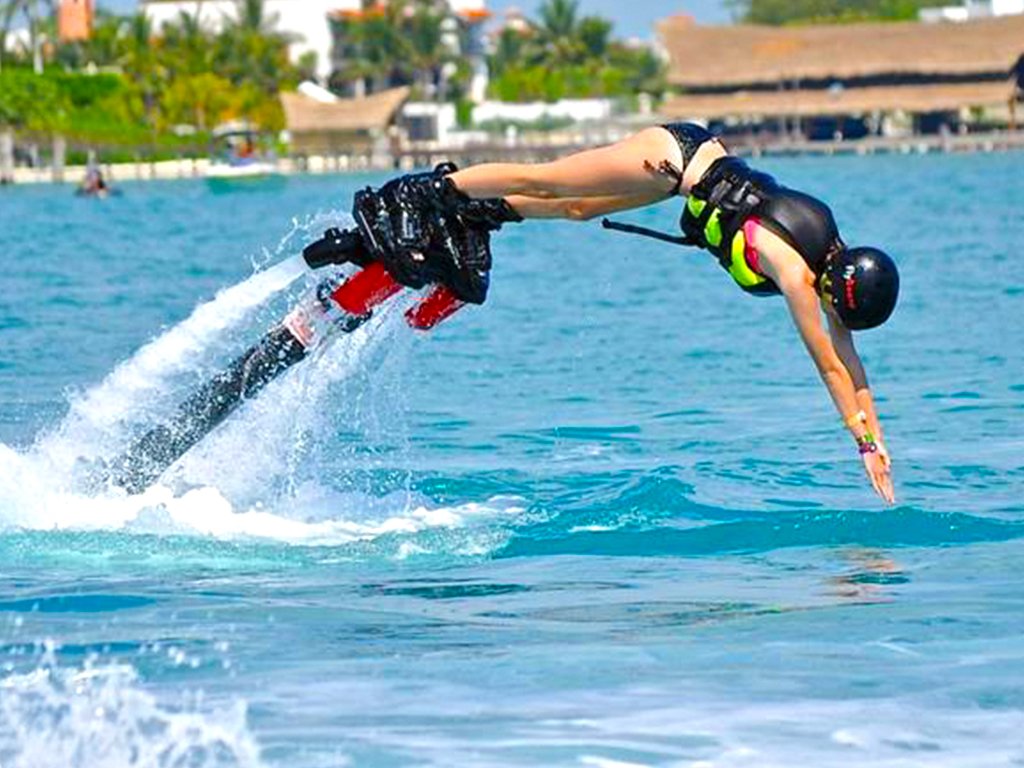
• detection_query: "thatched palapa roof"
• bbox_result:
[658,15,1024,88]
[281,86,410,135]
[661,80,1018,120]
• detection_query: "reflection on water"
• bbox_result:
[831,548,909,601]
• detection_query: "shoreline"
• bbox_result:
[3,129,1023,186]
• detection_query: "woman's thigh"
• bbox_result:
[450,127,684,200]
[523,127,683,198]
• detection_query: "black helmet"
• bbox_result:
[820,247,899,330]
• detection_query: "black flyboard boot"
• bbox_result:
[349,164,520,305]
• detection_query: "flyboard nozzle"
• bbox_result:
[406,285,464,330]
[302,227,372,270]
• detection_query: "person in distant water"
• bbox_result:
[79,165,109,198]
[351,123,900,504]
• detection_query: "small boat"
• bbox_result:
[205,123,284,189]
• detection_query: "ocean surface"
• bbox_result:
[0,153,1022,767]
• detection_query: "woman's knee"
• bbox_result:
[563,200,600,221]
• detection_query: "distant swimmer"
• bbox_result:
[77,165,115,199]
[349,123,900,504]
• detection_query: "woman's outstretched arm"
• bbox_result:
[826,314,891,466]
[757,230,895,504]
[448,128,682,201]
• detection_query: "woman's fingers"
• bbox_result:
[875,445,896,503]
[863,454,896,505]
[877,442,893,470]
[869,471,884,499]
[875,466,896,505]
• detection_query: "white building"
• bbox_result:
[921,0,1024,22]
[472,99,615,125]
[1,28,32,56]
[141,0,490,91]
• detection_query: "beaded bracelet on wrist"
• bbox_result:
[856,431,878,455]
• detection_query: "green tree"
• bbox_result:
[538,0,578,40]
[406,1,447,98]
[490,26,526,78]
[486,1,665,103]
[1,0,57,72]
[216,0,296,93]
[608,42,664,95]
[78,11,126,67]
[577,16,612,59]
[727,0,943,24]
[1,0,309,155]
[159,11,212,77]
[1,0,24,70]
[0,68,68,132]
[331,0,453,97]
[296,50,317,81]
[119,13,162,131]
[331,3,404,92]
[537,0,585,66]
[162,72,234,131]
[210,0,297,127]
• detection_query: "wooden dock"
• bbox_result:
[4,130,1022,186]
[732,130,1024,158]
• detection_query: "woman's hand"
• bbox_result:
[862,446,895,504]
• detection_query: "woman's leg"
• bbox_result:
[449,127,684,201]
[506,190,667,221]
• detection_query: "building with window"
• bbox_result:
[920,0,1024,22]
[657,14,1024,139]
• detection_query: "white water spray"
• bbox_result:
[0,658,264,768]
[0,217,521,546]
[35,254,307,473]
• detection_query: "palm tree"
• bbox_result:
[490,26,524,77]
[406,1,447,98]
[336,1,407,94]
[114,13,163,132]
[217,0,295,95]
[66,10,122,69]
[536,0,584,67]
[0,0,20,71]
[0,0,57,73]
[538,0,578,39]
[160,10,211,77]
[577,16,611,59]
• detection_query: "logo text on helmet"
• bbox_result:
[842,265,857,310]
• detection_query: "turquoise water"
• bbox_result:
[0,155,1022,766]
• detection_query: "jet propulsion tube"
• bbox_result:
[108,258,441,495]
[108,325,310,494]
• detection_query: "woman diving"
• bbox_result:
[349,122,899,504]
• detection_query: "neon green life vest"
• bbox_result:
[684,195,774,294]
[679,156,841,298]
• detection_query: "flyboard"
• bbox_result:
[107,225,465,494]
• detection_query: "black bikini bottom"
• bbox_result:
[660,122,718,172]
